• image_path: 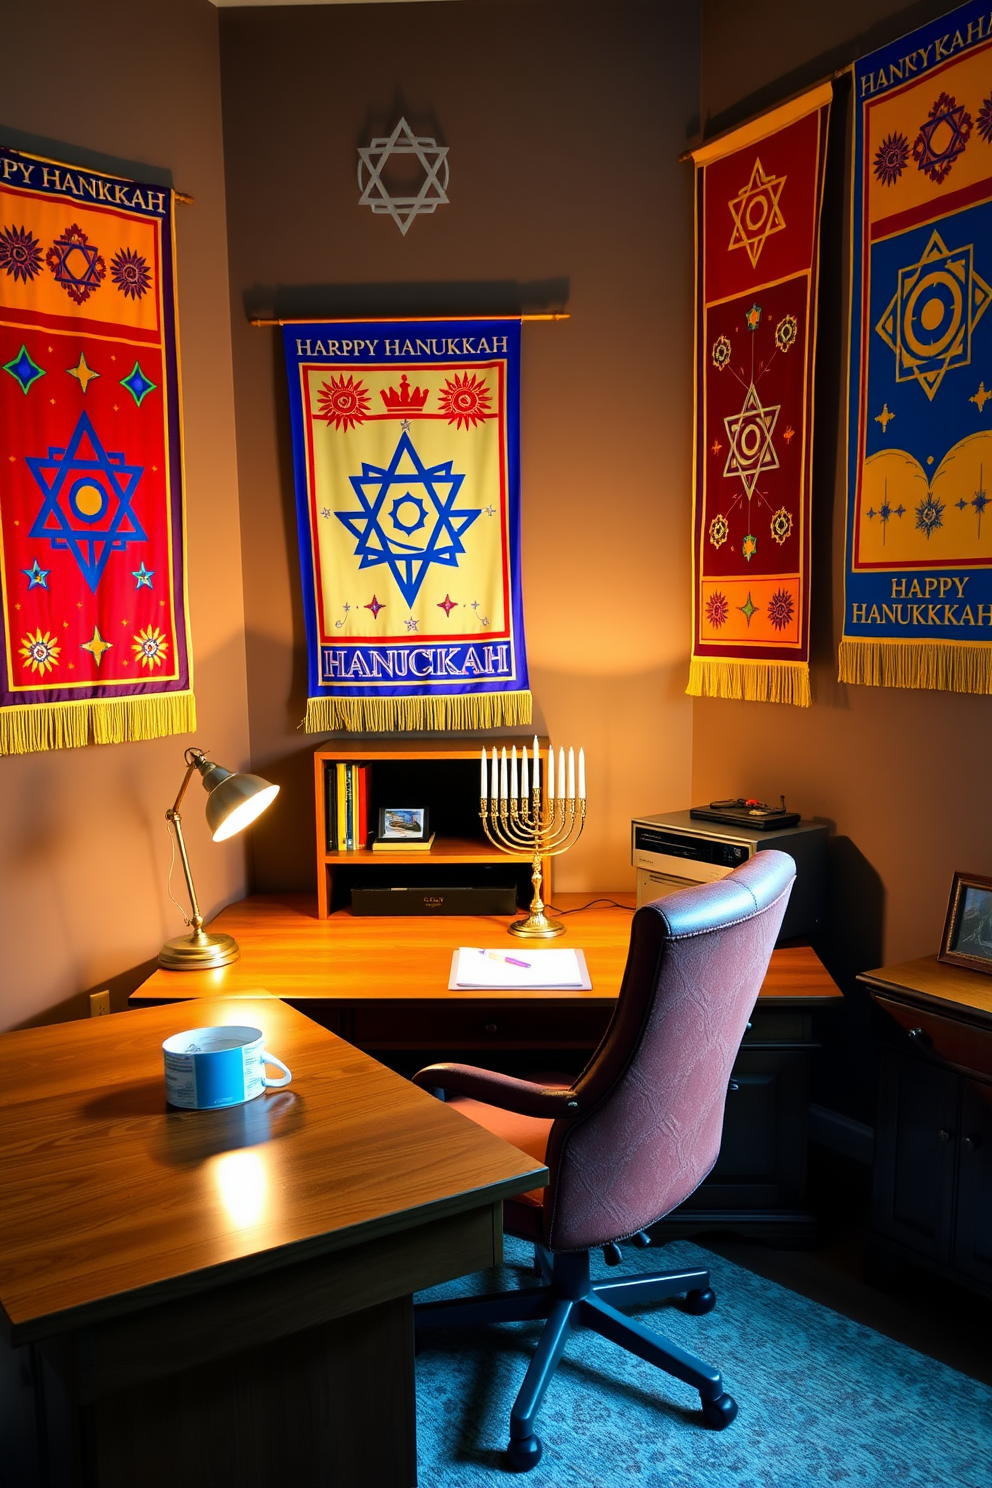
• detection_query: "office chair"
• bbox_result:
[413,851,795,1471]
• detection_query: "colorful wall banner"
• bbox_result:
[283,319,531,733]
[688,84,832,708]
[0,147,193,755]
[842,1,992,693]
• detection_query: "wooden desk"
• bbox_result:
[133,895,843,1242]
[0,996,545,1488]
[859,956,992,1299]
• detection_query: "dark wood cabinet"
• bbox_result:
[861,957,992,1300]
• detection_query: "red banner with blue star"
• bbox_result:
[0,146,192,754]
[283,319,530,732]
[689,85,832,707]
[842,0,992,693]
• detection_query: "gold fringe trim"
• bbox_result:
[686,658,812,707]
[0,692,196,757]
[838,640,992,694]
[305,690,533,734]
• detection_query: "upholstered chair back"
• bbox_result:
[541,851,795,1252]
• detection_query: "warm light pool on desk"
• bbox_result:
[479,736,586,939]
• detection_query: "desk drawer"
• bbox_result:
[873,995,992,1080]
[351,1000,612,1050]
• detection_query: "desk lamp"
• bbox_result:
[159,747,279,970]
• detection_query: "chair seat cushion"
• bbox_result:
[447,1095,552,1216]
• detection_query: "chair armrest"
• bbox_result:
[413,1063,578,1117]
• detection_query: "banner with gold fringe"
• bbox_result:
[688,84,832,708]
[283,319,531,733]
[841,0,992,694]
[0,146,193,755]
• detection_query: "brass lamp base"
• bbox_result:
[508,911,566,939]
[159,930,240,970]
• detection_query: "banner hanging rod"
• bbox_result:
[250,313,569,327]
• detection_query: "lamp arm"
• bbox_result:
[169,749,206,816]
[166,808,204,935]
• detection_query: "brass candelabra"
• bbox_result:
[480,738,586,938]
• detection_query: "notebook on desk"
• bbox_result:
[450,947,592,990]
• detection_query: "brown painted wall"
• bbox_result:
[695,0,992,985]
[219,0,701,897]
[0,0,250,1029]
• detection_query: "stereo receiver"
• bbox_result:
[631,809,826,941]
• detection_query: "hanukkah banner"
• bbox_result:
[689,84,832,707]
[0,147,192,755]
[283,319,531,732]
[842,1,992,693]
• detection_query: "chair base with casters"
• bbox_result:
[415,1241,736,1472]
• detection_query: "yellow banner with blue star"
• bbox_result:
[842,0,992,692]
[283,319,531,732]
[0,146,193,754]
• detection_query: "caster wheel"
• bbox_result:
[702,1393,738,1430]
[683,1287,716,1315]
[507,1433,543,1471]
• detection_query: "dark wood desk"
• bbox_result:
[860,956,992,1299]
[0,996,545,1488]
[133,894,843,1243]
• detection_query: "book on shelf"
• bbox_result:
[450,947,591,990]
[371,832,436,854]
[326,761,372,852]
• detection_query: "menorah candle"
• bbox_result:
[579,748,586,798]
[510,746,518,799]
[480,747,487,799]
[558,748,565,801]
[532,736,540,788]
[547,746,555,800]
[500,747,508,800]
[568,748,575,801]
[521,747,529,799]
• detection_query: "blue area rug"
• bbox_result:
[414,1237,991,1487]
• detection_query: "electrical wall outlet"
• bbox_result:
[89,990,111,1018]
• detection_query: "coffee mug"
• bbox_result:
[163,1025,292,1111]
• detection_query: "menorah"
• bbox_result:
[480,737,586,939]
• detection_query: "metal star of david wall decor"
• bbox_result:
[357,117,449,236]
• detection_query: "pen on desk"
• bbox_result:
[482,950,532,968]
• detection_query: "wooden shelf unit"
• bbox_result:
[313,737,552,919]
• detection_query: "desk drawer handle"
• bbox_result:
[963,1134,982,1151]
[938,1128,953,1143]
[484,1023,498,1036]
[907,1026,932,1047]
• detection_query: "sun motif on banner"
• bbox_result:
[46,223,106,305]
[912,93,972,185]
[110,247,151,300]
[26,410,147,593]
[723,382,781,498]
[19,629,61,675]
[438,373,492,429]
[336,430,481,607]
[874,132,910,186]
[133,626,169,669]
[767,588,795,631]
[0,224,43,282]
[875,229,991,400]
[316,374,371,430]
[705,591,729,628]
[727,158,787,267]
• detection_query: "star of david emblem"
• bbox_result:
[336,431,480,607]
[45,224,106,306]
[728,158,787,267]
[875,230,991,401]
[357,118,449,236]
[722,383,780,498]
[912,93,973,185]
[26,411,147,593]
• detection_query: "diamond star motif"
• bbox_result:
[874,403,896,432]
[970,381,992,413]
[728,159,787,267]
[336,431,481,607]
[120,361,157,407]
[26,411,147,593]
[738,592,758,624]
[437,594,457,618]
[723,383,780,499]
[875,230,990,401]
[82,626,113,666]
[68,353,99,393]
[4,343,44,394]
[365,595,385,619]
[132,562,154,589]
[22,559,50,589]
[357,118,450,236]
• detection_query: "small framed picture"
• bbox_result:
[377,806,430,841]
[939,871,992,975]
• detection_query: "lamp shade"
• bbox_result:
[202,768,280,842]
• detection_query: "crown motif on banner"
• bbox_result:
[380,374,430,413]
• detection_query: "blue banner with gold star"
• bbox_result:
[0,146,193,753]
[283,319,531,732]
[842,0,992,693]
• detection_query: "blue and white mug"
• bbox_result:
[163,1025,292,1111]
